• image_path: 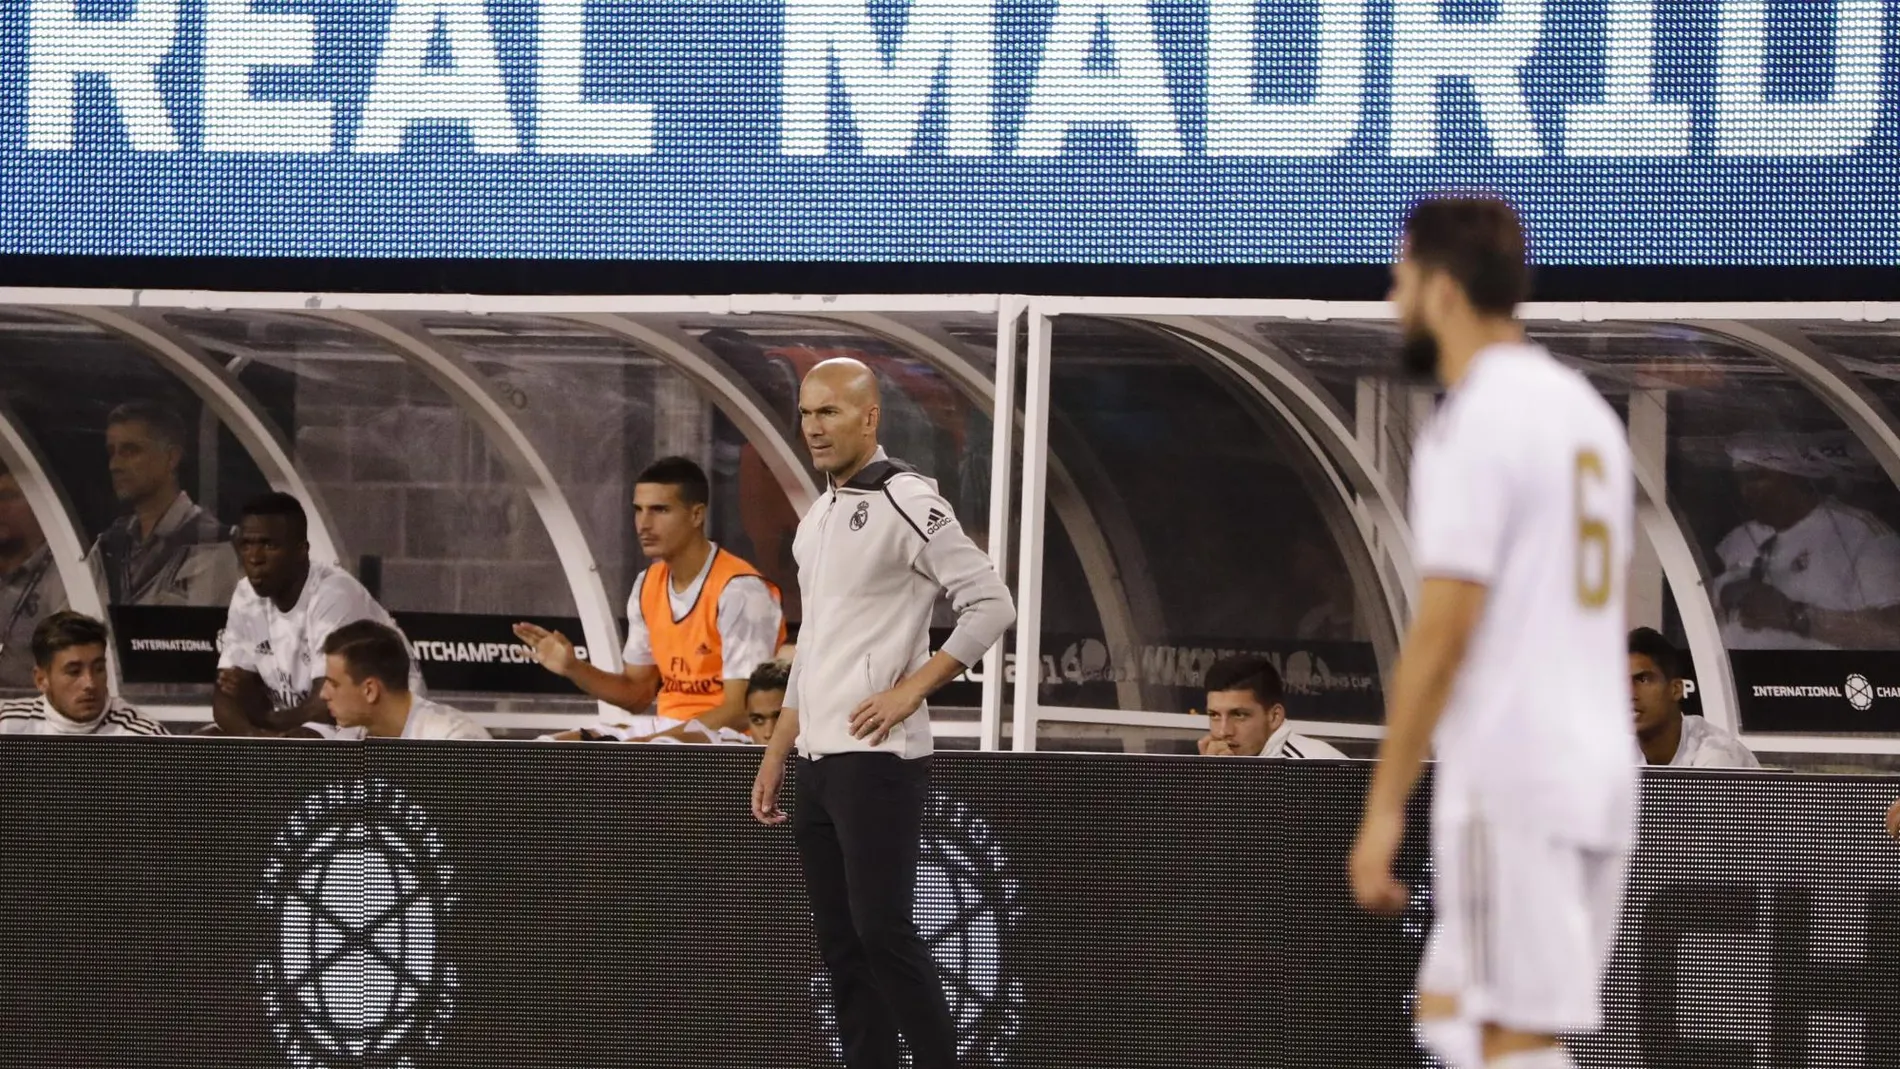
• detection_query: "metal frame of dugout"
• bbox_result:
[1,289,1898,761]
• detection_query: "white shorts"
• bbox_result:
[1417,810,1629,1034]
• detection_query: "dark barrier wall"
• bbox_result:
[0,740,1894,1069]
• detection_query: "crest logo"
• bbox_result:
[257,779,458,1068]
[849,501,870,531]
[1846,673,1875,711]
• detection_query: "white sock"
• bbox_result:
[1415,1016,1480,1069]
[1487,1045,1574,1069]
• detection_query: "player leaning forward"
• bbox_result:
[1350,198,1638,1069]
[752,358,1014,1069]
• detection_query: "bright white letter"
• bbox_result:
[1390,0,1544,157]
[1563,0,1689,156]
[26,0,178,150]
[354,0,519,153]
[782,0,994,155]
[1716,0,1882,156]
[1017,0,1183,157]
[204,0,332,152]
[536,0,654,154]
[1207,0,1364,156]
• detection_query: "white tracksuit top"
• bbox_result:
[786,452,1014,760]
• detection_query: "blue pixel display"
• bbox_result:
[1,0,1894,262]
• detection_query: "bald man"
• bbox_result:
[753,358,1014,1069]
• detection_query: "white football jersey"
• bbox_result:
[218,560,417,712]
[331,697,490,741]
[1410,343,1638,848]
[0,695,168,736]
[1711,501,1900,650]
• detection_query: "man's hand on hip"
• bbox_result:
[850,682,925,746]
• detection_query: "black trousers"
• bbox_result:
[795,752,958,1069]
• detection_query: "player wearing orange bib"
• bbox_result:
[515,457,784,742]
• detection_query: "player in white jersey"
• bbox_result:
[1197,655,1349,759]
[320,621,489,741]
[1628,628,1758,769]
[0,612,167,736]
[1350,197,1638,1069]
[215,493,416,736]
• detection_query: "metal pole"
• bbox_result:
[979,298,1023,751]
[1011,309,1055,753]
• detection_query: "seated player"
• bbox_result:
[1629,628,1758,768]
[0,612,167,735]
[745,659,790,745]
[215,493,416,736]
[320,621,488,741]
[1197,654,1347,759]
[516,457,783,743]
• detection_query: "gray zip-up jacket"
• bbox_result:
[786,451,1014,759]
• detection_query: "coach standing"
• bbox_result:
[752,358,1013,1069]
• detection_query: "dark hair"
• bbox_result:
[240,492,309,543]
[106,400,189,451]
[747,659,791,695]
[634,456,710,507]
[1204,655,1284,709]
[321,620,412,692]
[1402,196,1531,315]
[31,611,110,669]
[1628,627,1684,681]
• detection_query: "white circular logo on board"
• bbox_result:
[1846,674,1875,711]
[257,779,458,1068]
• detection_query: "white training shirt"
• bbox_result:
[332,696,490,741]
[0,695,168,736]
[1259,722,1349,759]
[1667,715,1761,769]
[621,543,783,682]
[1711,501,1900,650]
[1410,343,1639,849]
[219,560,417,712]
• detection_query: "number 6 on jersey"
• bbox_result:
[1575,448,1613,610]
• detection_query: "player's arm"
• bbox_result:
[1727,528,1900,646]
[851,482,1015,744]
[752,662,802,825]
[1367,578,1488,813]
[1351,577,1488,913]
[213,605,270,734]
[752,654,806,823]
[212,667,271,734]
[262,691,333,733]
[692,680,751,733]
[1353,393,1512,914]
[1723,582,1900,646]
[512,622,660,713]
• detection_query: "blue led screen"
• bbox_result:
[2,0,1895,262]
